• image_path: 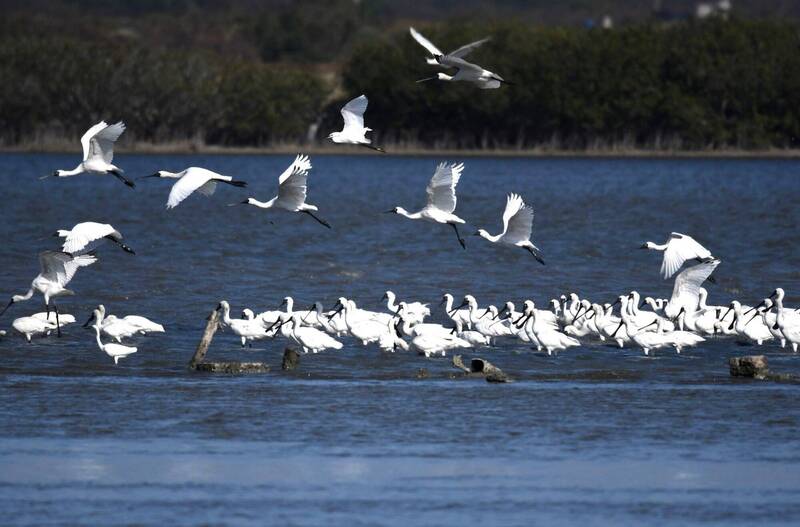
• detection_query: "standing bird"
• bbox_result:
[55,221,135,255]
[238,154,330,228]
[409,27,507,89]
[0,251,97,335]
[641,232,714,279]
[386,162,467,249]
[328,95,384,152]
[50,121,134,187]
[143,167,247,209]
[89,307,137,365]
[474,193,545,264]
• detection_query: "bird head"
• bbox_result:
[640,242,655,249]
[473,229,489,238]
[52,170,64,177]
[383,206,403,215]
[53,230,70,238]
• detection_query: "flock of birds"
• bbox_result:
[1,27,796,364]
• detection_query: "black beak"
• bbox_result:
[720,305,733,322]
[611,320,624,337]
[516,313,532,329]
[472,231,481,236]
[610,298,621,308]
[639,243,648,249]
[416,76,437,83]
[383,209,396,214]
[139,173,161,180]
[82,313,95,328]
[394,320,404,338]
[743,300,765,317]
[478,308,490,319]
[381,293,388,301]
[773,321,781,330]
[449,299,468,315]
[0,299,14,317]
[439,296,447,306]
[494,305,508,320]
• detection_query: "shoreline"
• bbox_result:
[3,143,800,158]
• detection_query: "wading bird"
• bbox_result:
[238,154,331,228]
[143,167,247,209]
[13,313,75,343]
[0,251,97,335]
[474,193,545,264]
[55,222,135,255]
[328,95,384,152]
[641,232,714,279]
[386,161,467,249]
[89,307,137,365]
[50,121,134,187]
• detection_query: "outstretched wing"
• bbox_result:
[62,222,118,254]
[501,193,533,244]
[669,258,720,312]
[426,162,464,213]
[86,121,125,164]
[409,26,442,57]
[80,121,109,161]
[278,154,312,185]
[662,232,712,279]
[341,95,368,132]
[277,170,308,211]
[39,251,97,286]
[166,168,223,209]
[449,37,491,59]
[437,55,483,73]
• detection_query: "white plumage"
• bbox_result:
[56,221,134,255]
[664,258,720,320]
[328,95,384,152]
[144,167,247,209]
[475,193,545,264]
[409,27,490,66]
[51,121,134,187]
[642,232,714,279]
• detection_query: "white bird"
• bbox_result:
[383,291,429,325]
[217,301,270,347]
[275,314,343,354]
[0,251,97,335]
[408,331,471,357]
[441,293,472,330]
[332,299,394,346]
[517,302,579,355]
[50,121,134,187]
[144,167,247,209]
[641,232,714,279]
[727,300,773,345]
[82,305,144,343]
[475,193,545,264]
[328,95,384,152]
[55,221,135,255]
[769,288,800,351]
[387,161,467,249]
[238,154,330,228]
[13,314,74,342]
[89,307,137,365]
[664,258,720,320]
[410,27,506,89]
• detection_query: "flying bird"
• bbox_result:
[238,154,330,228]
[143,167,247,209]
[641,232,714,279]
[409,27,507,89]
[664,258,721,320]
[50,121,134,187]
[386,161,467,249]
[328,95,384,152]
[55,222,135,255]
[474,193,545,264]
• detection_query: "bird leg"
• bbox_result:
[109,170,136,188]
[302,210,332,229]
[53,303,61,337]
[105,235,136,255]
[358,143,386,153]
[449,223,466,250]
[524,246,546,265]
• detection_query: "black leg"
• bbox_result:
[302,210,331,229]
[110,170,136,188]
[54,303,61,337]
[525,246,546,265]
[106,236,136,255]
[358,143,386,153]
[449,223,466,250]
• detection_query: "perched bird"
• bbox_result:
[89,307,137,365]
[664,258,720,320]
[0,251,97,335]
[474,193,545,264]
[641,232,714,279]
[386,161,467,249]
[328,95,384,152]
[49,121,134,187]
[238,154,331,228]
[55,222,135,255]
[410,27,507,89]
[143,167,247,209]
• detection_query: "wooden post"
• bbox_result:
[190,308,219,370]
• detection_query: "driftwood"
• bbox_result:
[189,305,269,373]
[189,309,219,369]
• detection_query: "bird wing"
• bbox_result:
[62,222,117,254]
[86,121,125,164]
[39,251,97,285]
[409,26,442,57]
[669,258,720,311]
[278,154,312,185]
[425,162,464,213]
[448,37,491,59]
[341,95,368,131]
[195,180,217,197]
[166,168,224,209]
[501,193,533,243]
[438,55,483,73]
[662,232,712,279]
[277,169,309,210]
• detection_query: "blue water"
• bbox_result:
[1,153,800,526]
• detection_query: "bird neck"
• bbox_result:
[58,165,85,177]
[160,171,184,179]
[438,73,454,82]
[396,208,421,220]
[646,242,668,251]
[220,304,233,325]
[385,292,398,312]
[93,325,104,350]
[13,288,34,303]
[479,231,502,243]
[248,198,275,209]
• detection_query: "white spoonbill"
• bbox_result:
[238,154,330,228]
[328,95,384,152]
[641,232,714,279]
[441,293,472,330]
[50,121,134,188]
[664,258,720,320]
[143,167,247,209]
[217,301,271,347]
[517,302,579,355]
[382,291,429,324]
[13,314,74,342]
[331,299,393,346]
[56,221,135,255]
[275,314,343,354]
[386,161,467,249]
[0,251,97,335]
[475,193,545,264]
[89,307,137,365]
[409,26,490,67]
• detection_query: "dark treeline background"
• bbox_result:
[2,0,800,150]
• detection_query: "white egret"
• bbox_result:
[641,232,714,279]
[238,154,330,228]
[328,95,384,152]
[475,193,544,264]
[50,121,134,187]
[386,161,467,249]
[56,221,135,255]
[143,167,247,209]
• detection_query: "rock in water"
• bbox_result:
[282,348,300,371]
[729,355,769,379]
[452,355,470,373]
[416,368,429,379]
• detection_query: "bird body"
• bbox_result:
[476,193,545,264]
[642,232,713,279]
[279,315,343,353]
[218,301,270,347]
[145,167,247,209]
[56,221,134,255]
[89,307,137,364]
[51,121,133,187]
[328,95,384,152]
[664,259,720,320]
[12,315,73,342]
[442,294,472,330]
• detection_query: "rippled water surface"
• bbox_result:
[1,153,800,526]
